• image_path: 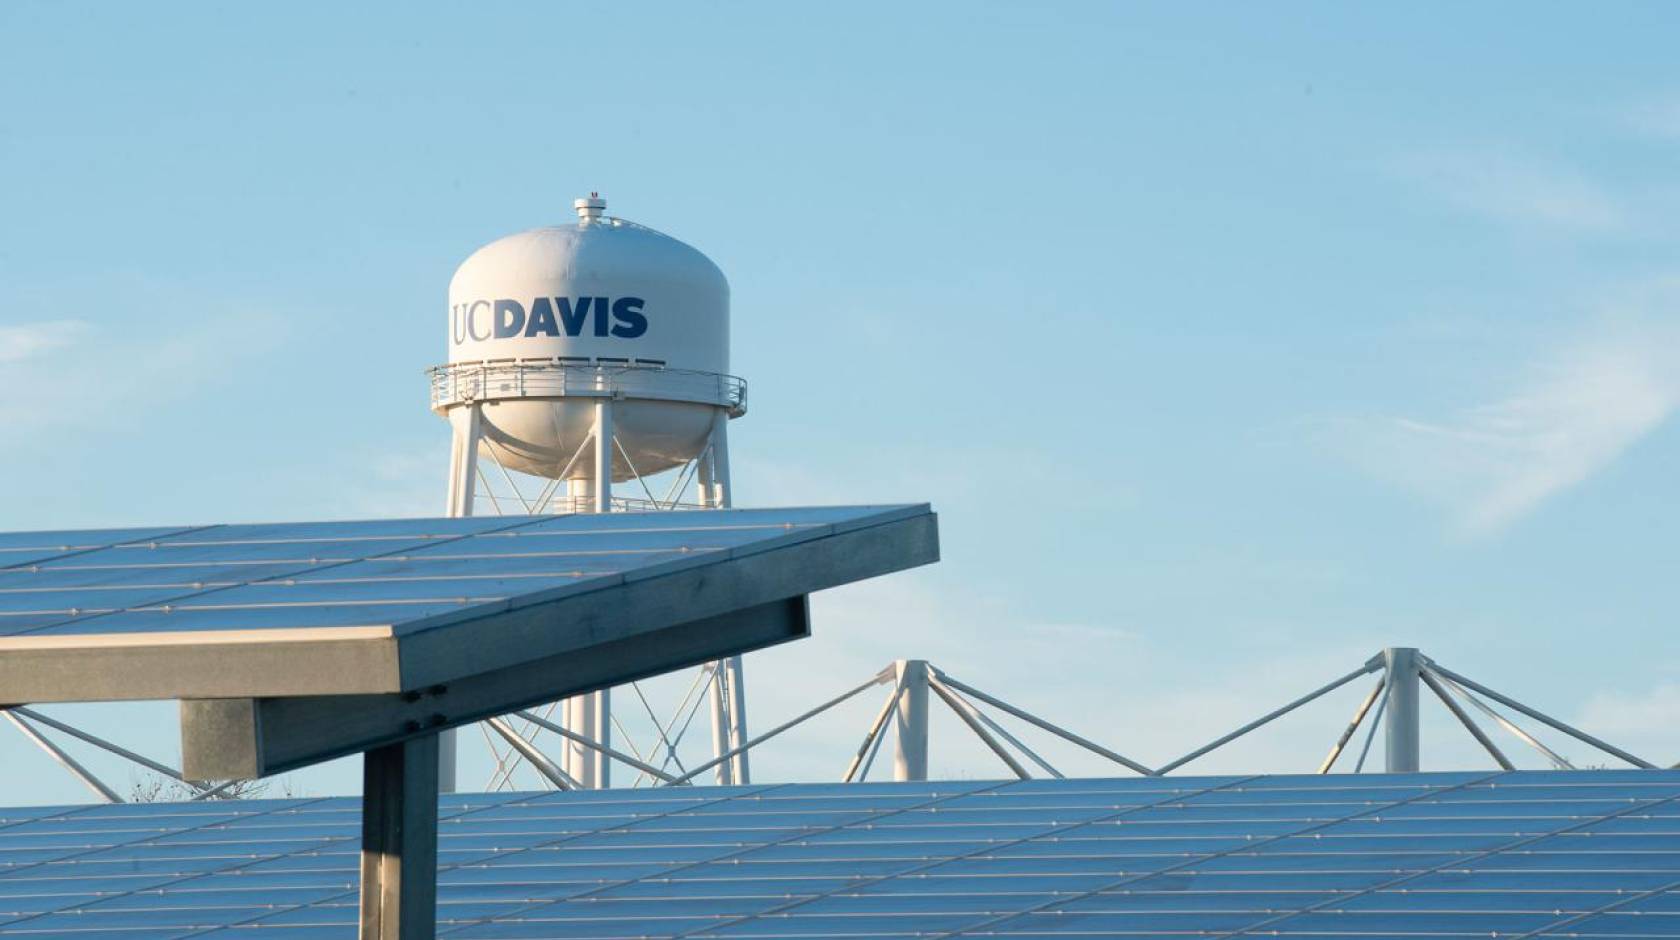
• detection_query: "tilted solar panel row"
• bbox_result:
[0,771,1675,937]
[0,508,910,637]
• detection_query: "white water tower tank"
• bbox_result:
[430,195,743,482]
[431,195,753,793]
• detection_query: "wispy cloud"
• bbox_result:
[1400,148,1625,232]
[1324,315,1680,535]
[0,312,290,432]
[316,449,446,519]
[0,320,90,363]
[1626,97,1680,140]
[1577,683,1680,765]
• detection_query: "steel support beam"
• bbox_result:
[1428,662,1652,768]
[1318,677,1385,774]
[1428,669,1574,769]
[486,717,577,790]
[893,659,930,782]
[4,711,121,803]
[360,734,438,940]
[933,671,1154,776]
[9,706,206,791]
[1420,668,1513,770]
[667,669,890,786]
[943,683,1063,778]
[512,709,679,784]
[1156,662,1378,775]
[844,680,905,783]
[1384,647,1421,773]
[182,596,813,780]
[1354,684,1388,772]
[928,677,1029,779]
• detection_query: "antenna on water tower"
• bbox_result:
[428,194,749,791]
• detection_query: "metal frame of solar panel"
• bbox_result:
[0,504,940,940]
[0,770,1674,938]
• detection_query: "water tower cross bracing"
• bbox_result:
[430,194,750,792]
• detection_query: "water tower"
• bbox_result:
[428,195,749,791]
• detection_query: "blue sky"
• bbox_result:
[3,3,1679,802]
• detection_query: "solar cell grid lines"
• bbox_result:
[0,505,937,706]
[0,771,1674,938]
[0,508,910,636]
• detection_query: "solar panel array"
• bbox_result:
[0,507,914,640]
[0,770,1675,938]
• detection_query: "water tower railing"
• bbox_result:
[541,494,708,514]
[428,361,746,414]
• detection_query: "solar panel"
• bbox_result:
[0,771,1674,938]
[0,505,935,705]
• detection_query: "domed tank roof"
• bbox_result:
[434,195,741,481]
[446,196,729,374]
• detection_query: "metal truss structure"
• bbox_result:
[442,396,750,794]
[7,645,1672,803]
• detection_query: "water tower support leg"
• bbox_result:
[593,401,613,514]
[894,659,930,781]
[1384,647,1421,772]
[707,412,751,783]
[445,404,480,518]
[709,410,732,510]
[708,664,734,785]
[697,443,715,509]
[565,694,598,789]
[695,435,734,784]
[560,698,575,784]
[594,687,610,789]
[555,402,615,788]
[438,403,480,796]
[724,658,749,784]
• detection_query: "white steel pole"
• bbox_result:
[438,402,481,794]
[893,659,930,781]
[562,697,589,786]
[594,686,610,790]
[592,398,613,788]
[561,398,615,789]
[572,695,597,789]
[708,408,732,510]
[695,428,735,785]
[725,659,749,784]
[593,398,613,514]
[709,411,751,785]
[445,404,480,518]
[1384,647,1421,773]
[708,665,734,785]
[559,698,573,782]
